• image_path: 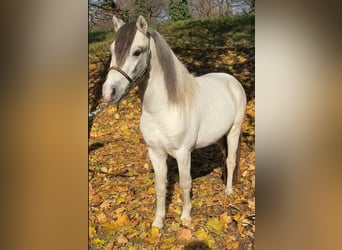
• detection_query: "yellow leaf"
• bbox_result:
[89,226,96,238]
[103,214,128,230]
[148,187,155,194]
[195,229,215,248]
[237,223,244,234]
[248,201,255,211]
[89,64,97,71]
[233,213,241,221]
[117,195,126,204]
[237,55,247,63]
[120,124,129,131]
[145,226,161,244]
[93,238,105,245]
[207,217,224,234]
[151,226,160,237]
[219,212,232,227]
[229,241,240,249]
[195,229,209,241]
[116,213,128,226]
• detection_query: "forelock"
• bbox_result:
[114,22,137,67]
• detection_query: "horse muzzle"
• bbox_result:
[102,84,118,103]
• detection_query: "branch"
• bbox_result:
[89,2,114,12]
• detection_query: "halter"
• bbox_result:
[108,30,151,86]
[107,48,151,85]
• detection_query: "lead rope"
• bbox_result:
[88,102,108,137]
[89,102,108,119]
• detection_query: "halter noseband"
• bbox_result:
[108,65,133,83]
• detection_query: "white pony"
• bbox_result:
[102,16,246,229]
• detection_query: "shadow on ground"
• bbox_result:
[164,144,225,214]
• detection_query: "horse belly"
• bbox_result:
[195,109,235,149]
[194,77,238,148]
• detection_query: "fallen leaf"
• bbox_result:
[195,228,216,248]
[116,213,128,225]
[100,167,108,173]
[89,226,96,238]
[219,212,232,227]
[96,212,107,223]
[93,238,105,245]
[195,229,209,241]
[233,213,241,222]
[145,226,161,244]
[206,217,224,234]
[177,228,192,241]
[151,226,160,237]
[228,241,240,249]
[117,233,128,244]
[100,200,111,209]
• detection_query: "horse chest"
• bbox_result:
[139,111,194,155]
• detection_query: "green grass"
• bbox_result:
[154,15,254,47]
[89,30,114,44]
[89,31,114,60]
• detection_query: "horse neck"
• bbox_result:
[141,40,197,113]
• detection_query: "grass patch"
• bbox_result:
[89,15,254,51]
[89,31,114,44]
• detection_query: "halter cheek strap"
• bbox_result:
[108,66,133,83]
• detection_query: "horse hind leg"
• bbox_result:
[217,136,228,185]
[225,124,242,196]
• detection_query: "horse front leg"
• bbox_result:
[148,147,168,229]
[176,150,192,222]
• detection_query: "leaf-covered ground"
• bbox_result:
[89,16,255,249]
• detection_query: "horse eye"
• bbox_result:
[133,49,141,57]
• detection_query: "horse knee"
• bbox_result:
[227,154,236,168]
[179,178,192,190]
[155,179,167,195]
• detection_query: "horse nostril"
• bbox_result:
[111,88,116,100]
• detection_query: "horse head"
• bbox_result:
[102,16,151,104]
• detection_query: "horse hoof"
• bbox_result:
[181,218,194,229]
[152,218,163,229]
[224,188,233,196]
[180,213,192,222]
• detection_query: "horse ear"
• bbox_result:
[112,16,125,32]
[136,15,148,34]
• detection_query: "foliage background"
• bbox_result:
[89,0,255,31]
